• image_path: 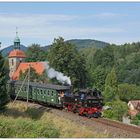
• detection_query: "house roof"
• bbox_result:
[12,62,47,80]
[8,49,26,58]
[129,110,138,117]
[129,100,140,110]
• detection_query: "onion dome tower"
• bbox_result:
[14,30,21,50]
[8,29,26,79]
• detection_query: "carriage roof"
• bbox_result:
[8,80,71,90]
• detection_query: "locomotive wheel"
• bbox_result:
[63,106,68,112]
[72,106,78,113]
[72,109,76,113]
[93,113,99,118]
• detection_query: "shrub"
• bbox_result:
[131,113,140,126]
[25,107,44,120]
[103,100,128,121]
[0,117,60,138]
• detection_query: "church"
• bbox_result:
[8,32,47,80]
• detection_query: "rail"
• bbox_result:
[92,118,140,134]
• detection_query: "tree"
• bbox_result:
[104,67,118,102]
[47,37,87,88]
[0,52,9,110]
[25,44,48,62]
[118,83,140,102]
[93,45,115,68]
[103,100,128,121]
[91,66,108,91]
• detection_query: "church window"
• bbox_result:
[11,59,14,66]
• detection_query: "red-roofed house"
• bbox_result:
[128,100,140,117]
[8,32,47,80]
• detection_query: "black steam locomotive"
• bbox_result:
[7,80,103,118]
[63,89,103,118]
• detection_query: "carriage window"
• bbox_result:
[35,89,37,94]
[42,90,44,94]
[48,91,50,96]
[37,89,40,95]
[40,90,43,94]
[43,90,46,95]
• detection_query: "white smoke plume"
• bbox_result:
[46,65,71,85]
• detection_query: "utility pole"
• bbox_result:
[12,73,28,107]
[27,64,31,108]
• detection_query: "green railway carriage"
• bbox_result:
[7,80,71,107]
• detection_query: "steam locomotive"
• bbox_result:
[7,80,103,118]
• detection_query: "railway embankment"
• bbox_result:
[1,101,140,138]
[0,101,108,138]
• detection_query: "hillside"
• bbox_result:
[43,39,109,51]
[67,39,109,49]
[1,45,27,57]
[1,39,109,57]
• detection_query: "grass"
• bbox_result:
[0,101,109,138]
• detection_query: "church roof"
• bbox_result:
[8,49,26,58]
[12,62,47,80]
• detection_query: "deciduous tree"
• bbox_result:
[47,37,87,88]
[103,100,128,121]
[25,44,47,62]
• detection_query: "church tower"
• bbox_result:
[8,29,26,80]
[14,29,21,50]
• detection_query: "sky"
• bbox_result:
[1,2,140,49]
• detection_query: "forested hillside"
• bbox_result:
[66,39,109,49]
[80,42,140,101]
[43,39,108,51]
[79,42,140,121]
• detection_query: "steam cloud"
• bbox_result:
[46,65,71,85]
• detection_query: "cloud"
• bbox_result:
[0,13,125,49]
[77,12,124,20]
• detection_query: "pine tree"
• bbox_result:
[104,67,118,102]
[0,52,9,110]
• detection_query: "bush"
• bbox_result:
[0,117,60,138]
[103,100,128,121]
[25,107,44,120]
[131,113,140,125]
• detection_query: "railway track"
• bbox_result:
[93,118,140,135]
